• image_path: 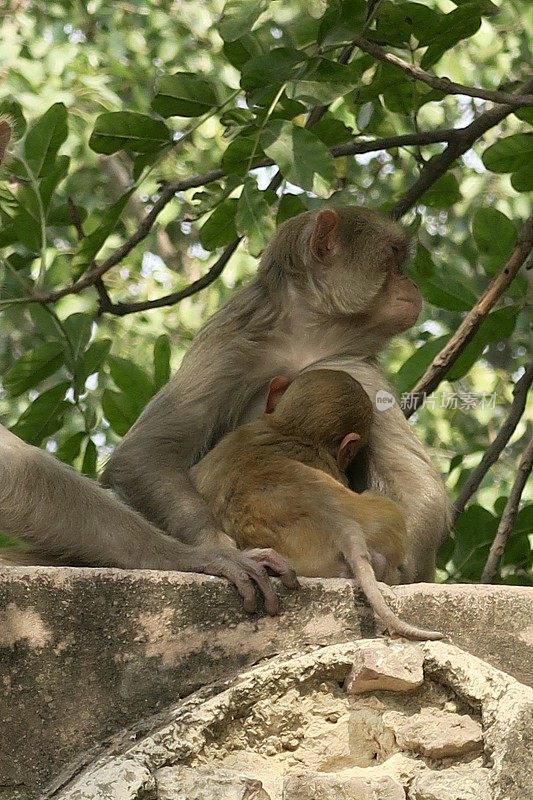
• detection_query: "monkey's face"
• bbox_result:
[302,207,422,334]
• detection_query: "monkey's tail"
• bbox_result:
[353,555,443,641]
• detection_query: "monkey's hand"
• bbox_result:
[198,547,299,616]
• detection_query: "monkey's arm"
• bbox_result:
[102,340,260,545]
[0,425,295,615]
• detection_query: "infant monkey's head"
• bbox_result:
[266,369,373,470]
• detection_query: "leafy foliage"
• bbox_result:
[0,0,531,585]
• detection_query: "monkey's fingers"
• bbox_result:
[202,550,281,616]
[245,547,300,590]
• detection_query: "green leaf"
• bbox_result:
[81,438,98,478]
[261,121,336,198]
[310,115,353,146]
[39,155,70,211]
[420,173,461,208]
[108,355,155,407]
[219,0,268,41]
[446,307,519,381]
[63,313,93,371]
[472,208,517,274]
[371,1,442,47]
[451,504,496,580]
[76,339,112,391]
[482,133,533,173]
[511,162,533,192]
[3,341,65,397]
[199,198,239,250]
[152,73,219,118]
[56,432,86,465]
[411,251,477,310]
[102,389,141,436]
[153,334,171,389]
[10,381,70,445]
[89,112,171,155]
[223,33,265,70]
[71,189,134,275]
[277,193,307,224]
[236,177,275,256]
[222,136,265,176]
[318,0,366,45]
[514,106,533,125]
[24,103,68,178]
[240,48,307,92]
[420,5,482,69]
[286,58,360,105]
[395,336,450,394]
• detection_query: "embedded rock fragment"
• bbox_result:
[344,642,424,694]
[390,709,483,759]
[156,765,272,800]
[282,772,405,800]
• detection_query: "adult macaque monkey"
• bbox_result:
[0,200,449,602]
[103,205,449,582]
[190,369,442,640]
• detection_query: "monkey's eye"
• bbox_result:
[391,242,407,272]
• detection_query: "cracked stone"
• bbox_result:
[282,772,406,799]
[390,709,483,759]
[409,766,491,800]
[344,642,424,694]
[155,766,272,799]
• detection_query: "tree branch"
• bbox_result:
[451,364,533,522]
[389,77,533,220]
[480,434,533,584]
[97,238,241,316]
[352,35,533,107]
[404,215,533,418]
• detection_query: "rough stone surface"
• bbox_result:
[388,709,483,759]
[1,568,532,799]
[344,641,424,694]
[156,766,271,799]
[47,641,533,800]
[282,772,405,799]
[409,766,491,800]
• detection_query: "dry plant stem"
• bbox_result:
[451,364,533,522]
[352,35,533,107]
[481,435,533,584]
[405,215,533,417]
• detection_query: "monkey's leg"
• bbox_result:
[0,426,296,615]
[298,469,443,640]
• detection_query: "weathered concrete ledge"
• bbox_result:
[0,567,532,799]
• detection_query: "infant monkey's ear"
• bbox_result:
[265,376,291,413]
[337,432,362,471]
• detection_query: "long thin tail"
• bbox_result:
[353,555,443,641]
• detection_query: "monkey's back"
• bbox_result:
[190,420,362,577]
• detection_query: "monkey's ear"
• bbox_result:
[265,376,291,413]
[337,432,362,471]
[310,209,339,261]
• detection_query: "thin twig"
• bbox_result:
[404,215,533,417]
[389,77,533,220]
[480,434,533,583]
[352,35,533,107]
[451,364,533,522]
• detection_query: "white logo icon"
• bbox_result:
[375,390,395,412]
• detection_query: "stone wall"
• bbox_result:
[0,567,532,799]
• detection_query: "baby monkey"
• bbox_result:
[191,369,442,641]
